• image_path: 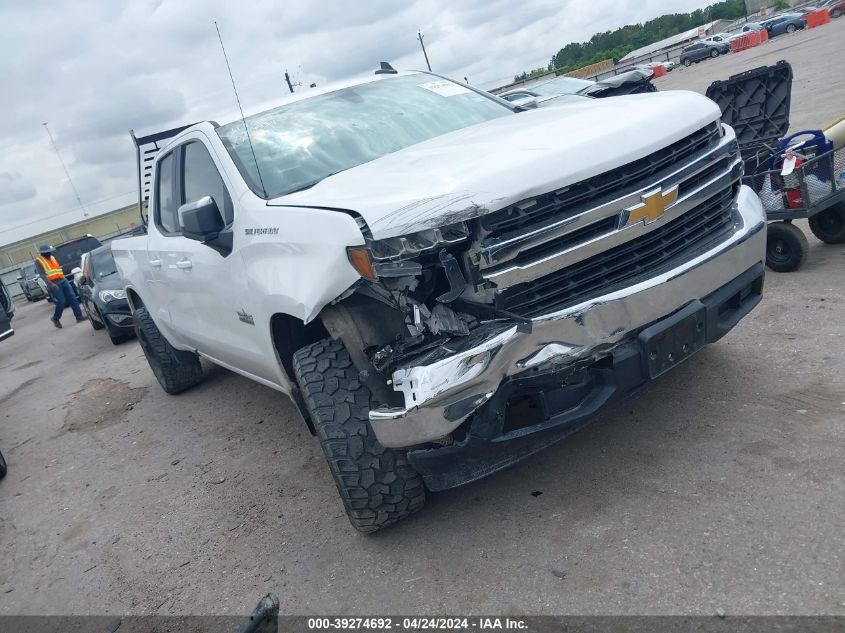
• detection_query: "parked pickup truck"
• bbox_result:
[113,68,766,533]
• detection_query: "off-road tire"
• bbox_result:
[808,203,845,244]
[766,221,808,272]
[133,306,203,394]
[293,339,425,533]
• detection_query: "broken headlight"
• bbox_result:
[347,221,469,280]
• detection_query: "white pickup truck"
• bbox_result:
[113,68,766,533]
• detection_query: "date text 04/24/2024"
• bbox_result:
[306,618,527,631]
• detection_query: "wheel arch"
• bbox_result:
[269,312,331,434]
[125,286,145,312]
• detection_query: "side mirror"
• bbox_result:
[179,196,224,243]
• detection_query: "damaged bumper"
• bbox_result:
[369,185,766,452]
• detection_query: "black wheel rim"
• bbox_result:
[767,238,792,264]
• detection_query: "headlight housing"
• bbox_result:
[347,221,469,280]
[99,289,126,303]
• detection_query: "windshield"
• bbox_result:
[54,237,102,270]
[217,74,512,198]
[91,249,118,279]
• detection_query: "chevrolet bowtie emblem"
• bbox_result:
[624,185,678,227]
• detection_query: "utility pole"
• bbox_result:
[284,71,294,93]
[417,31,431,71]
[43,122,87,218]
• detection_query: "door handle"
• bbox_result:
[176,259,193,270]
[149,258,162,268]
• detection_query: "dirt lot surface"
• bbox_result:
[1,20,844,618]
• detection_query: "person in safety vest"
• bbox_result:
[35,244,84,329]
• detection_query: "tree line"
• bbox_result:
[514,0,747,82]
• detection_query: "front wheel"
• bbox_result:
[808,203,845,244]
[134,306,203,394]
[108,327,128,346]
[786,24,796,33]
[86,303,104,330]
[766,221,809,272]
[710,48,719,58]
[832,9,842,17]
[293,339,425,533]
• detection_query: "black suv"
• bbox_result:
[78,245,134,345]
[680,41,730,66]
[0,278,14,342]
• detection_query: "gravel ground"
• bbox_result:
[1,19,843,617]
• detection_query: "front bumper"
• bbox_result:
[369,185,766,450]
[102,299,134,332]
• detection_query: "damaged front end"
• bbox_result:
[316,119,767,465]
[320,217,492,414]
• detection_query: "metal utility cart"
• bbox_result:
[706,61,845,272]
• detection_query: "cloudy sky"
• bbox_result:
[0,0,706,246]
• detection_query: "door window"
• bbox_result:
[155,151,178,234]
[182,142,233,224]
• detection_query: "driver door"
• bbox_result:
[168,136,268,379]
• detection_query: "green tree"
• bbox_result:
[536,0,747,79]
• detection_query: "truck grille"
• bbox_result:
[480,122,721,239]
[496,186,736,318]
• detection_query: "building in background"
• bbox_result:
[0,204,141,297]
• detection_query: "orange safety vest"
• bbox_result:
[35,254,65,281]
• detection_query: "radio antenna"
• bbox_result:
[214,21,267,197]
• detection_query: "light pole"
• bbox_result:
[43,122,87,218]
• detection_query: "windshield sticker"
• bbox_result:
[418,80,471,97]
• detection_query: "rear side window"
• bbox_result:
[182,142,233,224]
[156,152,178,234]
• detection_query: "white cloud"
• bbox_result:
[0,0,706,245]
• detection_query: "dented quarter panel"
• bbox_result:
[267,91,721,239]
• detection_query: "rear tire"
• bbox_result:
[683,58,692,67]
[710,48,719,57]
[808,203,845,244]
[133,306,203,394]
[293,339,425,534]
[786,24,796,33]
[832,9,842,18]
[766,221,809,272]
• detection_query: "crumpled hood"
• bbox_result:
[268,90,721,239]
